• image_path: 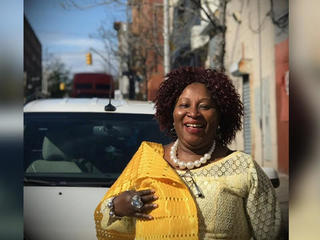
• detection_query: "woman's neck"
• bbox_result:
[164,141,232,169]
[178,142,229,162]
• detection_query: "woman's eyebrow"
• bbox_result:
[199,98,211,101]
[179,97,189,100]
[178,97,212,102]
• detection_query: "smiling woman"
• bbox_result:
[94,67,281,240]
[155,67,243,147]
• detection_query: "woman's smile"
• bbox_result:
[184,121,205,134]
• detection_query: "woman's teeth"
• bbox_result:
[186,124,203,128]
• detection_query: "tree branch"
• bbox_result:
[190,0,226,32]
[89,47,118,73]
[60,0,126,10]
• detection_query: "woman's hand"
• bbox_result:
[113,189,158,220]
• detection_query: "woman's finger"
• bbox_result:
[134,212,153,220]
[141,194,158,203]
[140,203,158,213]
[136,189,155,196]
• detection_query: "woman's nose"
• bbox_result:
[187,107,200,118]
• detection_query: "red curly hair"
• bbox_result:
[155,66,243,146]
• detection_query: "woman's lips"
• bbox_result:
[184,123,204,134]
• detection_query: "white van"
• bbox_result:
[24,98,279,240]
[24,98,171,240]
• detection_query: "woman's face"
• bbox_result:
[173,82,219,149]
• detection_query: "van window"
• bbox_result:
[96,84,110,90]
[24,112,171,186]
[76,83,92,89]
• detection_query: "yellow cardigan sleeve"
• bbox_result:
[94,143,146,240]
[246,161,281,240]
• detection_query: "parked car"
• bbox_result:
[24,98,279,240]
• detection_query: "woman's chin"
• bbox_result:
[181,137,208,149]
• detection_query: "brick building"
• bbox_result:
[130,0,164,101]
[24,16,42,102]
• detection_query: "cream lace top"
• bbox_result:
[95,142,281,240]
[176,151,281,240]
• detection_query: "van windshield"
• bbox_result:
[24,112,171,187]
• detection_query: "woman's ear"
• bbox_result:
[170,122,176,138]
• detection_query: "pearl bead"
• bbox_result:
[194,160,201,167]
[178,161,186,169]
[186,162,194,169]
[170,139,216,170]
[200,157,207,164]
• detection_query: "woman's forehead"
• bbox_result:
[179,82,210,97]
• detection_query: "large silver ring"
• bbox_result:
[130,194,144,210]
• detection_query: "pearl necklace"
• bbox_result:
[170,139,216,170]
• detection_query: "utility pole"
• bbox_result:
[163,0,170,75]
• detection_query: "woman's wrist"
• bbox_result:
[106,196,122,219]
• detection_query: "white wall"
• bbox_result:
[224,0,278,169]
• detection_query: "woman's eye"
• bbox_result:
[199,105,210,110]
[180,104,188,108]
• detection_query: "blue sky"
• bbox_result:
[24,0,127,76]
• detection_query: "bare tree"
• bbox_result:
[43,49,71,98]
[171,0,227,71]
[60,0,227,98]
[190,0,227,71]
[60,0,123,76]
[89,23,119,75]
[60,0,164,100]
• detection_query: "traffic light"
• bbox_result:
[86,52,92,65]
[59,82,65,91]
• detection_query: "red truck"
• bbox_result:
[71,73,114,98]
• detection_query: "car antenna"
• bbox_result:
[104,74,116,111]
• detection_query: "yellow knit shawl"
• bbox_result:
[94,141,199,240]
